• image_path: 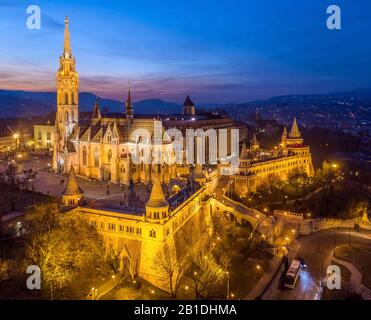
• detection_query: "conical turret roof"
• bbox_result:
[240,141,249,160]
[146,178,168,208]
[192,164,205,179]
[289,117,301,138]
[282,126,287,136]
[183,95,194,106]
[62,165,83,196]
[251,132,258,146]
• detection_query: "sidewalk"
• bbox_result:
[86,274,124,300]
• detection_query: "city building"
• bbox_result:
[232,118,314,196]
[34,122,56,150]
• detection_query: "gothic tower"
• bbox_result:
[53,16,79,172]
[125,86,134,119]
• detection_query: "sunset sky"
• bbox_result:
[0,0,371,103]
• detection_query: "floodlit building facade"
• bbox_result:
[232,118,314,196]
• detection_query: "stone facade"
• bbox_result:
[232,118,314,196]
[34,124,56,150]
[73,183,212,291]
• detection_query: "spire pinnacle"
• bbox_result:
[240,141,249,160]
[289,117,301,138]
[127,82,131,105]
[62,165,83,196]
[92,97,101,119]
[146,175,168,208]
[125,81,133,117]
[252,132,258,146]
[282,126,287,136]
[63,16,72,57]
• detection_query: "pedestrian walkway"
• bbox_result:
[86,274,124,300]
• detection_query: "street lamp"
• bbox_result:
[226,271,230,300]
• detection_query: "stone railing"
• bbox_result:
[274,210,304,220]
[299,218,356,235]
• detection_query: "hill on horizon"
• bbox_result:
[0,90,184,118]
[0,88,370,119]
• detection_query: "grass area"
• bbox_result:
[336,244,371,288]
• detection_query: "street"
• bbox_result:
[265,229,371,300]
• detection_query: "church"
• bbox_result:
[52,17,245,185]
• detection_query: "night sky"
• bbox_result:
[0,0,370,103]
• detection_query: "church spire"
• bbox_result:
[92,97,101,119]
[289,117,301,138]
[125,82,134,118]
[63,16,72,57]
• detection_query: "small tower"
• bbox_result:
[281,126,287,147]
[286,117,304,147]
[289,117,301,138]
[239,141,250,166]
[125,84,134,119]
[192,164,206,187]
[183,95,196,115]
[145,175,169,223]
[61,165,83,206]
[92,97,101,120]
[250,132,259,152]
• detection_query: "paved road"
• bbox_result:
[266,229,371,300]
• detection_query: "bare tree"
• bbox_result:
[157,243,187,298]
[188,239,228,299]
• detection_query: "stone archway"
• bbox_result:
[118,245,137,280]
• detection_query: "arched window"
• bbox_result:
[65,111,69,122]
[94,148,99,167]
[65,93,69,104]
[107,149,112,163]
[82,146,87,165]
